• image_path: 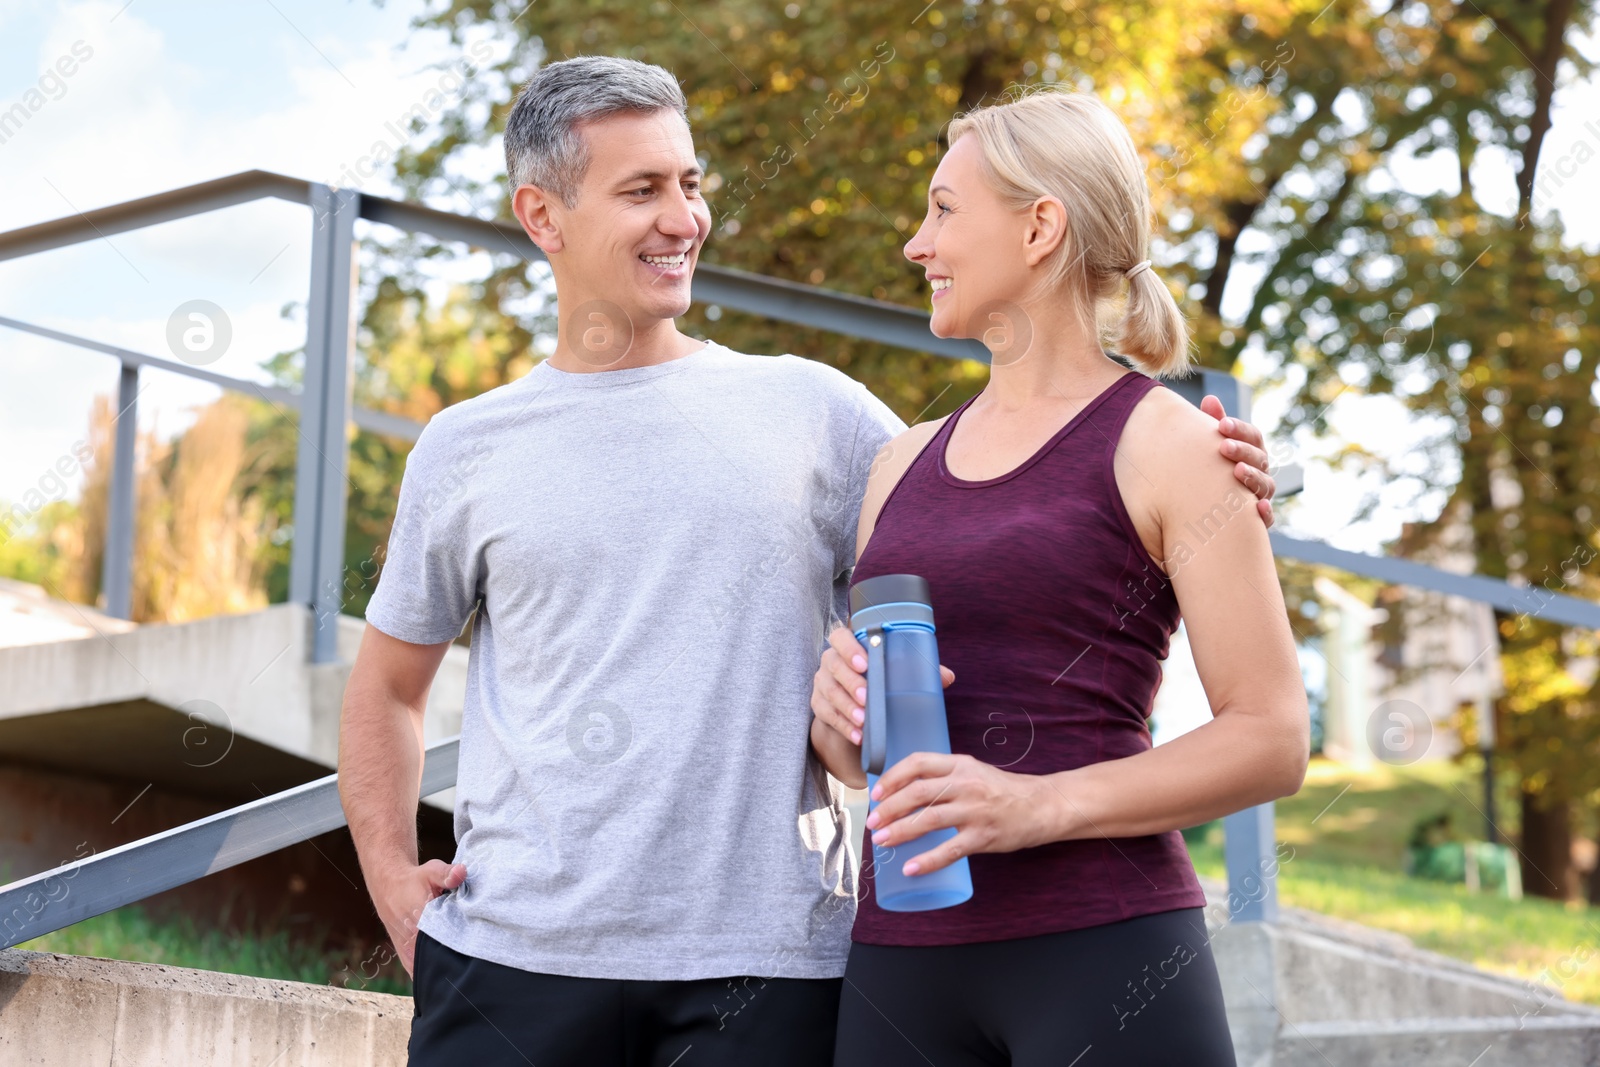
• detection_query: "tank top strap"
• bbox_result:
[879,391,974,511]
[1083,370,1162,455]
[931,393,977,448]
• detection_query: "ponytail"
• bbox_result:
[1118,261,1190,377]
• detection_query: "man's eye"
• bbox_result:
[630,187,653,197]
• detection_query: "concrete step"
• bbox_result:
[1274,1015,1600,1066]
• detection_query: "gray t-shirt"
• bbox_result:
[364,339,906,981]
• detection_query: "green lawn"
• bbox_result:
[1187,758,1600,1005]
[15,905,411,996]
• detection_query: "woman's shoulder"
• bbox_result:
[1121,380,1233,476]
[870,415,950,489]
[1117,379,1258,558]
[856,415,950,550]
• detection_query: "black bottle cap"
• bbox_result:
[849,573,933,616]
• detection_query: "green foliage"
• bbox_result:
[16,904,410,997]
[0,498,78,591]
[361,0,1600,867]
[1189,758,1600,1002]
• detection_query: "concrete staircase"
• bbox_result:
[1208,891,1600,1065]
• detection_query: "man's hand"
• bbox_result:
[1202,394,1276,528]
[373,859,467,976]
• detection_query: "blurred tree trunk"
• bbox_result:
[1587,835,1600,905]
[1519,786,1572,901]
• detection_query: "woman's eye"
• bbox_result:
[935,201,952,216]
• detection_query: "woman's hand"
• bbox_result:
[864,753,1065,877]
[810,625,954,748]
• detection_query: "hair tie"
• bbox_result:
[1124,259,1152,281]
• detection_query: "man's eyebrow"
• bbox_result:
[616,165,704,185]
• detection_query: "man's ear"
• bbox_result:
[1022,195,1068,268]
[512,184,565,256]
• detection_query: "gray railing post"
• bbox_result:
[1171,369,1280,922]
[288,184,360,663]
[101,362,139,620]
[1224,798,1279,923]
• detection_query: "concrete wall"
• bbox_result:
[0,948,411,1066]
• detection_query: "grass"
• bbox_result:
[15,904,412,996]
[1187,757,1600,1005]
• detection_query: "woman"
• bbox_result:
[809,88,1309,1066]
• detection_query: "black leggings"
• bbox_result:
[833,908,1236,1067]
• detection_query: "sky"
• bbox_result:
[1,0,1597,559]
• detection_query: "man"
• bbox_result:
[338,55,1279,1066]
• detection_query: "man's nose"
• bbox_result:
[658,188,700,239]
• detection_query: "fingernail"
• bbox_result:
[870,785,882,800]
[851,729,861,743]
[903,861,920,875]
[852,707,864,724]
[872,830,887,845]
[866,812,879,829]
[1222,418,1234,432]
[852,655,866,670]
[855,687,866,702]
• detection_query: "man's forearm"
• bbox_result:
[339,683,427,882]
[810,717,867,790]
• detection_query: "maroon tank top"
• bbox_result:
[849,369,1205,946]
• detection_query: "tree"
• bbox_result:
[1183,0,1599,898]
[345,0,1600,894]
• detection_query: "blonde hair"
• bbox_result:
[947,87,1190,377]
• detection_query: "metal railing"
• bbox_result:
[0,739,458,949]
[3,170,1597,944]
[0,170,989,660]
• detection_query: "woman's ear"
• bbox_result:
[1022,195,1068,268]
[512,184,565,256]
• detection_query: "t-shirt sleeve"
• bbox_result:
[364,419,484,645]
[827,383,907,631]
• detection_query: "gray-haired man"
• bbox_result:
[337,55,1277,1066]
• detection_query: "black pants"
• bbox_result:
[834,908,1236,1067]
[408,929,842,1066]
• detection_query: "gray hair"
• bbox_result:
[504,56,688,208]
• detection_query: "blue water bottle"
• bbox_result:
[851,574,974,912]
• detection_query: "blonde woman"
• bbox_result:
[809,89,1308,1065]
